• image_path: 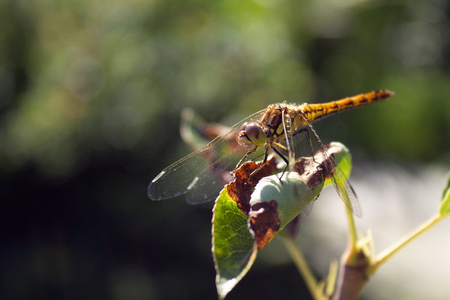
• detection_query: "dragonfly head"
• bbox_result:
[237,122,266,149]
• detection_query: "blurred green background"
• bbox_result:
[1,0,449,299]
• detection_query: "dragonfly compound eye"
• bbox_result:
[238,122,265,147]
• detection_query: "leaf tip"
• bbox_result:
[216,277,237,300]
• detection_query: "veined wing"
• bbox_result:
[148,109,267,204]
[297,115,362,217]
[330,163,362,217]
[282,110,298,169]
[320,143,361,217]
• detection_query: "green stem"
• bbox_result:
[345,206,358,252]
[283,237,325,300]
[368,213,447,275]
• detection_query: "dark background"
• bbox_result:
[1,0,450,299]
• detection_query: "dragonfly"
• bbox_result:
[148,90,393,216]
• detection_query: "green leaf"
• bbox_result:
[212,186,258,300]
[439,171,450,215]
[211,142,353,298]
[250,171,323,231]
[180,108,212,149]
[325,141,352,187]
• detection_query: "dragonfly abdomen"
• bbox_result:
[299,89,393,124]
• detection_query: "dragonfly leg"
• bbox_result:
[250,151,266,162]
[271,146,289,182]
[288,126,323,167]
[248,147,269,180]
[293,127,317,160]
[235,145,268,172]
[298,113,325,149]
[298,112,339,179]
[235,150,253,170]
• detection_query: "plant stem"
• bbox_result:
[283,237,325,300]
[369,213,447,275]
[331,206,368,300]
[345,206,358,253]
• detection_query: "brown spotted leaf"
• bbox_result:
[249,200,281,250]
[249,171,324,249]
[212,142,354,297]
[227,157,278,215]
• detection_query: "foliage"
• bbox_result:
[1,1,450,299]
[1,0,450,177]
[211,145,450,299]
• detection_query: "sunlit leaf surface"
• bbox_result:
[211,143,354,297]
[212,187,257,299]
[250,172,323,234]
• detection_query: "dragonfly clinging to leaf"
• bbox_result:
[148,90,394,216]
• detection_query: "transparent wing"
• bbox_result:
[283,112,298,169]
[298,115,362,217]
[276,113,311,174]
[330,163,362,217]
[148,109,266,204]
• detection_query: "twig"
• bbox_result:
[331,206,368,300]
[369,213,447,275]
[283,237,327,300]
